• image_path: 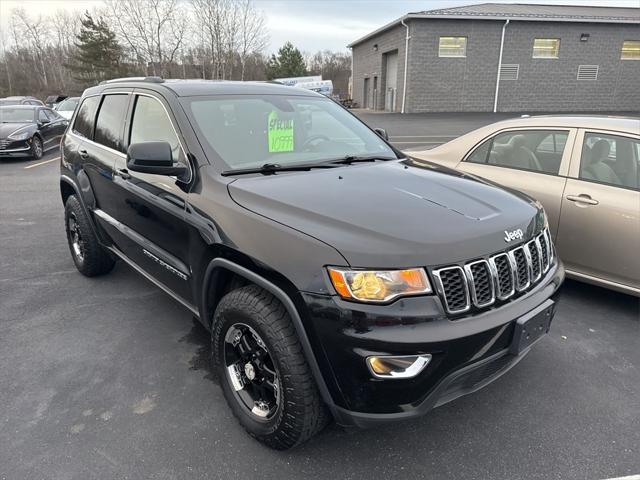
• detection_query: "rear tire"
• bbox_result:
[212,285,329,450]
[30,136,43,160]
[64,195,115,277]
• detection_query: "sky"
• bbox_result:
[0,0,638,53]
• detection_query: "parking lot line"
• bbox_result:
[24,157,60,169]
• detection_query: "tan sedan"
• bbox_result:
[409,115,640,296]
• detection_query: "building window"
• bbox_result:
[621,40,640,60]
[532,38,560,58]
[438,37,467,57]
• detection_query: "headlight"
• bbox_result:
[7,130,31,141]
[327,267,432,303]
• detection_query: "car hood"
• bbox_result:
[0,122,34,139]
[227,159,543,267]
[57,111,73,120]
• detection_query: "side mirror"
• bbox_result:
[374,128,389,141]
[127,141,188,177]
[40,118,50,125]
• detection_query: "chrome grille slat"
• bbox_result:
[432,266,470,314]
[433,228,554,315]
[464,260,495,308]
[527,239,542,282]
[489,253,515,300]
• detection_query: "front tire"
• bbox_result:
[30,136,43,160]
[64,195,115,277]
[212,285,329,450]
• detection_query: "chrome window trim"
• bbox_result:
[432,266,471,314]
[488,252,516,300]
[464,259,495,308]
[68,130,126,158]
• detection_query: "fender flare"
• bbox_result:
[202,257,338,417]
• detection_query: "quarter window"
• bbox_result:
[38,110,49,123]
[72,96,100,139]
[130,95,182,163]
[466,130,569,175]
[533,38,560,59]
[621,40,640,60]
[438,37,467,57]
[580,133,639,190]
[94,94,129,152]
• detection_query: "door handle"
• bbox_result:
[566,194,599,206]
[79,149,89,159]
[117,169,131,180]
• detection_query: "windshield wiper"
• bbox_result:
[221,162,338,176]
[327,155,396,165]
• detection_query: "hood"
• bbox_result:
[0,122,35,139]
[228,159,544,268]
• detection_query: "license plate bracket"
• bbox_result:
[510,299,554,355]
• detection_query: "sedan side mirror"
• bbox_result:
[374,128,389,141]
[39,118,50,125]
[127,141,188,177]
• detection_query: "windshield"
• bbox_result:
[56,98,79,112]
[0,107,35,123]
[183,95,397,170]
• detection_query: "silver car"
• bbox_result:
[409,115,640,296]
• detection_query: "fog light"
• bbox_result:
[367,354,431,379]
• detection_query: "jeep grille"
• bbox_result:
[432,229,554,315]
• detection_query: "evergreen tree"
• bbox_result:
[68,12,125,84]
[266,42,307,79]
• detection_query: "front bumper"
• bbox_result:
[301,261,564,428]
[0,139,32,157]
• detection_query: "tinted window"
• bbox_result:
[466,130,568,175]
[94,94,129,152]
[38,110,49,123]
[72,96,100,139]
[130,95,182,162]
[580,133,639,190]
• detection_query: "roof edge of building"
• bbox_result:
[347,12,640,48]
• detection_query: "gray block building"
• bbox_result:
[348,3,640,113]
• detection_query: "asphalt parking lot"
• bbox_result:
[1,114,639,480]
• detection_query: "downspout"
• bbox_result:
[493,19,509,113]
[401,17,410,114]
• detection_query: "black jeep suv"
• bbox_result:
[60,78,564,449]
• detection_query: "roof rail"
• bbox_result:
[99,76,165,85]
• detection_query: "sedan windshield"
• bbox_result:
[0,107,35,123]
[56,98,79,112]
[183,95,397,170]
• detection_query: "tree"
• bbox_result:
[238,0,268,80]
[266,42,306,79]
[68,12,125,84]
[105,0,187,77]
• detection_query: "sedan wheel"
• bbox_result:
[31,137,43,159]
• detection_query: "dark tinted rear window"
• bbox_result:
[94,94,129,152]
[72,96,100,139]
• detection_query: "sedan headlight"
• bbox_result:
[327,267,432,303]
[7,130,31,141]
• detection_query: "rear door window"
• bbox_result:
[94,94,129,152]
[72,96,101,139]
[466,130,569,175]
[580,133,639,190]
